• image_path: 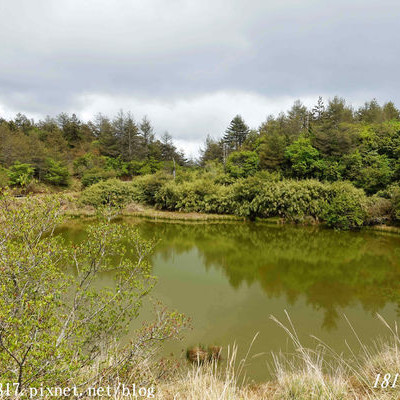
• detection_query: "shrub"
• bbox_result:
[42,158,70,186]
[226,151,259,178]
[73,153,97,177]
[80,178,137,208]
[8,161,34,187]
[132,173,172,205]
[364,195,392,225]
[81,167,117,187]
[379,184,400,222]
[322,182,367,229]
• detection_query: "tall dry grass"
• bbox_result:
[155,312,400,400]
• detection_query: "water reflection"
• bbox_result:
[132,220,400,329]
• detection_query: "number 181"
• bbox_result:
[374,373,399,388]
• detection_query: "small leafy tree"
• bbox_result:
[0,192,187,393]
[284,137,322,178]
[226,151,259,178]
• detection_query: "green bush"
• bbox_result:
[80,178,137,208]
[8,162,34,187]
[132,173,172,205]
[379,184,400,222]
[154,178,218,212]
[73,153,97,177]
[364,195,392,225]
[322,182,367,229]
[226,151,259,178]
[42,158,70,186]
[81,168,117,187]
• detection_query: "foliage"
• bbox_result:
[81,167,117,187]
[284,138,322,179]
[8,161,35,187]
[225,151,259,178]
[223,115,249,152]
[0,192,187,392]
[42,158,70,186]
[378,184,400,222]
[322,182,367,229]
[80,178,137,208]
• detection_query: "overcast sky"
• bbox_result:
[1,0,399,157]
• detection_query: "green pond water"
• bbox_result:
[60,219,400,382]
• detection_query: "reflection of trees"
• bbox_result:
[135,221,400,329]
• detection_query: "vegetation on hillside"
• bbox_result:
[2,97,400,228]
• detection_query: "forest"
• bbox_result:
[2,96,400,229]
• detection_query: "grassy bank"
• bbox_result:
[156,314,399,400]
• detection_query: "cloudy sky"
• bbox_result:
[0,0,399,156]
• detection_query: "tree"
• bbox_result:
[286,100,309,137]
[312,125,355,157]
[13,113,34,134]
[8,161,34,187]
[199,135,223,166]
[121,112,141,161]
[140,116,155,147]
[41,158,70,186]
[311,96,325,121]
[0,193,187,393]
[226,151,259,178]
[284,137,322,178]
[223,115,249,152]
[382,101,400,121]
[93,114,120,157]
[356,99,383,123]
[160,132,176,161]
[57,113,82,145]
[258,132,286,170]
[325,97,353,127]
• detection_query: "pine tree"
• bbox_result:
[312,96,325,121]
[139,116,155,145]
[93,114,119,157]
[139,116,155,159]
[122,112,140,161]
[223,115,249,152]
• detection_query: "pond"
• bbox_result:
[60,218,400,382]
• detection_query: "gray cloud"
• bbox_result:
[0,0,399,155]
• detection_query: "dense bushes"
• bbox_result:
[81,172,386,229]
[322,182,367,229]
[80,178,137,208]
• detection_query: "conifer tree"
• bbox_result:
[223,115,249,152]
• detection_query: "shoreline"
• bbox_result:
[63,200,400,234]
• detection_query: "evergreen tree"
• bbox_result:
[223,115,249,152]
[312,96,325,121]
[140,116,155,159]
[286,100,309,137]
[382,101,400,121]
[199,135,223,166]
[160,131,176,161]
[57,113,82,146]
[93,114,119,157]
[122,112,141,161]
[140,116,155,146]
